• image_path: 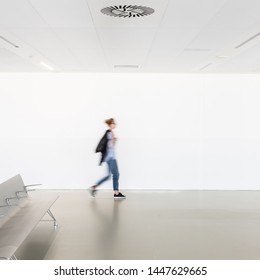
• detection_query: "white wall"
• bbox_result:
[0,73,259,190]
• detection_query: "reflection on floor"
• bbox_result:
[15,190,260,260]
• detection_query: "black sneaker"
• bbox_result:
[114,192,126,199]
[89,186,97,197]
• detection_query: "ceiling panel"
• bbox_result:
[105,48,148,66]
[149,27,202,52]
[145,49,215,72]
[0,47,41,71]
[142,49,176,70]
[175,50,215,71]
[0,27,60,71]
[0,0,46,28]
[187,27,249,50]
[206,0,260,28]
[0,0,260,72]
[9,28,66,50]
[161,0,227,28]
[210,43,260,73]
[52,28,102,50]
[98,27,157,50]
[145,27,203,71]
[29,0,94,27]
[7,28,73,69]
[68,49,108,70]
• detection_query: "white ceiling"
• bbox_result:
[0,0,260,73]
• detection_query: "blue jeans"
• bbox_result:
[96,159,119,191]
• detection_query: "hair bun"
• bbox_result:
[105,118,115,125]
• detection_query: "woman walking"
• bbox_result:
[89,118,126,199]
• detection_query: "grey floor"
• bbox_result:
[15,190,260,260]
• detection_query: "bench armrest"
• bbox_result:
[24,184,42,192]
[24,184,42,188]
[16,184,42,198]
[5,197,19,206]
[16,191,28,198]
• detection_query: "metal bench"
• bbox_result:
[0,174,58,260]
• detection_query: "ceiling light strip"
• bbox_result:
[235,32,260,49]
[0,35,19,48]
[40,62,54,71]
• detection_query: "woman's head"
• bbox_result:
[105,118,116,129]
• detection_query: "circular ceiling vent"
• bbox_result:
[101,5,154,18]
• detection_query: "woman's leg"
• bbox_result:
[108,160,125,199]
[96,163,111,186]
[107,159,119,192]
[89,163,111,196]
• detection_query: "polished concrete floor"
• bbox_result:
[15,190,260,260]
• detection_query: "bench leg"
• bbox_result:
[47,209,58,230]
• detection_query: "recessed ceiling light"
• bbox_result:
[40,62,54,71]
[101,5,154,18]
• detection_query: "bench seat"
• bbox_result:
[0,175,59,260]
